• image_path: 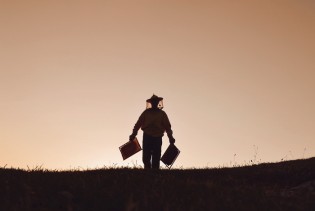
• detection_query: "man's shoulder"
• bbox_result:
[157,109,168,116]
[160,109,167,115]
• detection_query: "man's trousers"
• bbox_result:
[142,133,162,169]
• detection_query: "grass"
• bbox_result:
[1,158,315,211]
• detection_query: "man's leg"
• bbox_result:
[152,138,162,169]
[142,134,152,169]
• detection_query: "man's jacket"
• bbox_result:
[132,108,173,138]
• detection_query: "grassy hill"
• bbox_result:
[1,158,315,211]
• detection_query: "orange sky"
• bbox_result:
[1,0,315,169]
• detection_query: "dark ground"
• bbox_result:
[1,158,315,211]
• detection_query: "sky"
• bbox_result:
[1,0,314,169]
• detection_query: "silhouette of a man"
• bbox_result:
[129,94,175,169]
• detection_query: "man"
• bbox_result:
[129,94,176,169]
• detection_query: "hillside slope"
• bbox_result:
[1,158,315,211]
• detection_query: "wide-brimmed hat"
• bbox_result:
[146,94,163,102]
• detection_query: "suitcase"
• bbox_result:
[161,144,180,169]
[119,137,142,160]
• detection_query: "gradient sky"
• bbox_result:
[1,0,314,169]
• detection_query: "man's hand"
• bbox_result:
[169,137,175,144]
[129,134,136,142]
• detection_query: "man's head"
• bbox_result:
[146,94,163,109]
[150,99,160,108]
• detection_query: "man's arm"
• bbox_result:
[163,112,175,144]
[129,111,145,141]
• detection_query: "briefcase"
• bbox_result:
[161,144,180,169]
[119,138,142,160]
